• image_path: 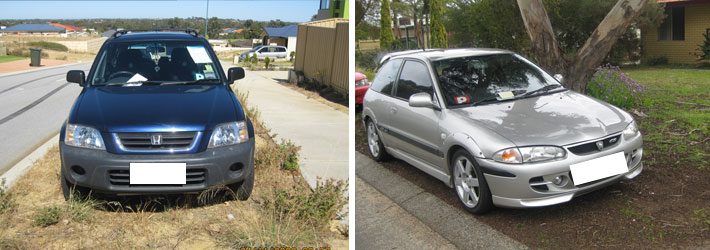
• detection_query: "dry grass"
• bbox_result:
[0,89,348,249]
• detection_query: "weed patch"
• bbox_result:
[0,179,12,214]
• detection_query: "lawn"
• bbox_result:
[0,55,26,63]
[355,66,710,249]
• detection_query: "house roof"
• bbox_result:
[263,24,298,38]
[0,24,65,32]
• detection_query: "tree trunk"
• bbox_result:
[517,0,650,93]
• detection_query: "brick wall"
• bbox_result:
[642,4,710,64]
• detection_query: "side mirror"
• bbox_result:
[553,74,564,83]
[66,70,85,86]
[228,67,245,84]
[408,92,436,109]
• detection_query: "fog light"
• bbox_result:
[71,165,85,175]
[553,175,564,186]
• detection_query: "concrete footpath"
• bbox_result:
[356,152,529,250]
[356,176,457,249]
[229,67,349,188]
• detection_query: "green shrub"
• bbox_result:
[647,56,668,66]
[290,51,295,61]
[0,179,12,214]
[587,64,646,109]
[32,206,62,227]
[264,178,347,228]
[27,41,68,52]
[264,56,270,69]
[355,50,378,71]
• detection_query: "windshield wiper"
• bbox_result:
[470,96,501,106]
[159,79,220,85]
[520,84,564,98]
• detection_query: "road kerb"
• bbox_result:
[1,133,59,189]
[356,152,529,250]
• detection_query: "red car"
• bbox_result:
[355,71,370,109]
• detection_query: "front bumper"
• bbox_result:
[59,138,255,194]
[481,132,643,208]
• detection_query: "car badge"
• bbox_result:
[596,141,604,151]
[151,134,162,145]
[609,137,617,143]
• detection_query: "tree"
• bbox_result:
[516,0,650,93]
[380,0,395,49]
[447,0,529,53]
[429,0,447,48]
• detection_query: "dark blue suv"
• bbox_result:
[60,30,254,200]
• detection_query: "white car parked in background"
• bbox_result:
[239,45,287,61]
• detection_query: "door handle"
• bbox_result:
[390,106,398,114]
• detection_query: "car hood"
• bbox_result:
[71,85,242,132]
[449,90,632,146]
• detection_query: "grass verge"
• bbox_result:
[0,55,26,63]
[0,89,347,248]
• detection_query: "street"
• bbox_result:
[0,63,90,175]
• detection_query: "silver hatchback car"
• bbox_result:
[362,49,643,214]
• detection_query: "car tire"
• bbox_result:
[61,166,91,201]
[229,167,254,201]
[366,118,390,161]
[451,150,494,214]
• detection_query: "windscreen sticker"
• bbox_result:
[204,65,213,71]
[186,46,212,63]
[127,73,148,83]
[194,73,205,80]
[455,95,471,104]
[497,91,515,100]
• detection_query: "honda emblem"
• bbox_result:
[151,134,162,145]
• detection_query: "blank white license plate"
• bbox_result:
[130,163,186,185]
[569,152,627,186]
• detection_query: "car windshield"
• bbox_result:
[433,54,563,107]
[90,41,221,85]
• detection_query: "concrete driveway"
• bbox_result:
[230,68,349,188]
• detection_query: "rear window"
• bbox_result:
[369,59,402,95]
[90,41,220,85]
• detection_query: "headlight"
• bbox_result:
[208,121,249,148]
[493,146,565,164]
[64,124,105,150]
[622,121,639,140]
[355,78,369,87]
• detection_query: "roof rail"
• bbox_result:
[111,29,200,38]
[378,49,445,65]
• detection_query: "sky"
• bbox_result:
[0,0,320,22]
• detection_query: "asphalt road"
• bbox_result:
[0,63,91,175]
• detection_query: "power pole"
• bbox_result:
[205,0,209,39]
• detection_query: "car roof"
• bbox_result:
[382,48,513,64]
[110,31,204,42]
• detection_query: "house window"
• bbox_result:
[658,6,685,41]
[320,0,329,10]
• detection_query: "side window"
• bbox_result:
[269,47,278,52]
[395,60,433,100]
[278,47,286,52]
[369,59,402,95]
[258,48,268,53]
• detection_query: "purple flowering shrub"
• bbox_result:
[586,64,645,109]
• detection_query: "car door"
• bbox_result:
[257,47,269,59]
[365,58,403,147]
[276,47,287,58]
[388,59,445,167]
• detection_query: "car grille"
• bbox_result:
[568,135,621,155]
[115,132,196,151]
[108,168,206,185]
